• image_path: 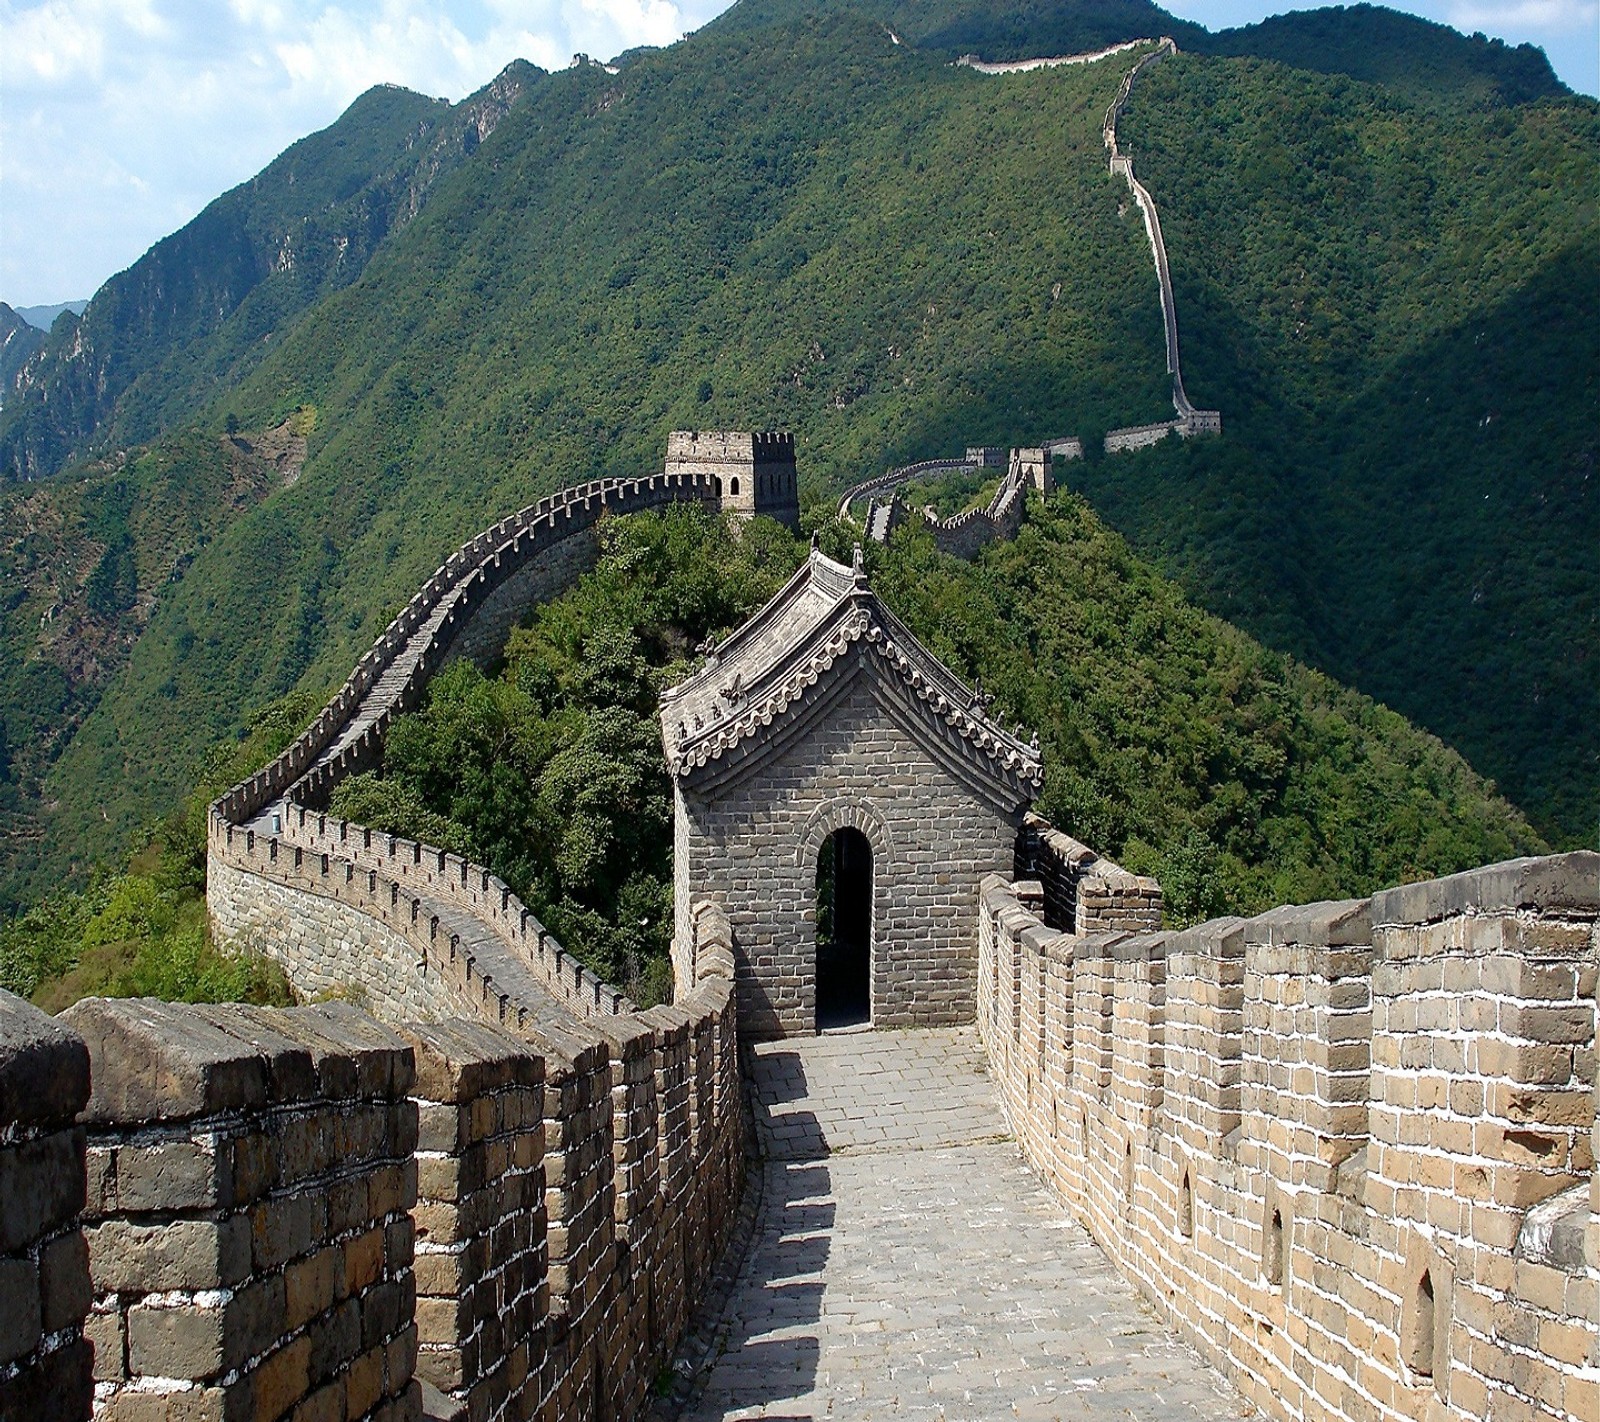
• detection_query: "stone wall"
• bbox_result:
[62,996,420,1422]
[662,430,799,529]
[213,810,629,1025]
[978,852,1600,1422]
[1016,811,1163,934]
[0,905,744,1422]
[675,671,1026,1036]
[1098,39,1222,434]
[0,991,94,1421]
[208,469,725,1037]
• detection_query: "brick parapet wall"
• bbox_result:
[206,472,724,1040]
[0,904,745,1421]
[398,1020,547,1422]
[1016,812,1163,935]
[211,474,719,834]
[60,997,421,1422]
[0,990,94,1421]
[213,809,628,1023]
[979,850,1600,1422]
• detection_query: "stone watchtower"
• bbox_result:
[664,430,800,530]
[660,546,1041,1037]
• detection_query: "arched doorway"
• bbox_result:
[816,826,872,1029]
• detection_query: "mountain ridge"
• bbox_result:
[0,1,1593,907]
[0,61,543,483]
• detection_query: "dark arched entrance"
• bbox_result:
[816,826,872,1029]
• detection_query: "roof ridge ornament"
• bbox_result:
[852,544,866,583]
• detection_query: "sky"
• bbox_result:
[1,1,1596,309]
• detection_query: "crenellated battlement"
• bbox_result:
[663,430,800,529]
[0,891,744,1422]
[978,849,1600,1422]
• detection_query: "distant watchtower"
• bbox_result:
[665,430,800,531]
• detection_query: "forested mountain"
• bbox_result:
[0,63,542,482]
[0,306,45,401]
[1077,51,1598,843]
[0,1,1593,912]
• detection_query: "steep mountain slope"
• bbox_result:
[0,306,45,402]
[1196,4,1565,105]
[2,1,1594,902]
[0,418,309,877]
[0,64,542,483]
[8,18,1173,898]
[708,0,1566,103]
[1066,50,1600,843]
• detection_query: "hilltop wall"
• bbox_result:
[979,849,1600,1422]
[1100,39,1220,436]
[207,471,726,1030]
[0,899,743,1422]
[945,40,1221,455]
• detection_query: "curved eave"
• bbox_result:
[665,614,1042,808]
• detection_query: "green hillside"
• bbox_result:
[1068,50,1600,843]
[0,65,542,483]
[1196,4,1565,106]
[0,305,45,398]
[1,1,1594,906]
[0,416,311,885]
[316,498,1545,979]
[705,0,1206,56]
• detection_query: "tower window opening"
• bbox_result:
[1265,1207,1285,1288]
[1408,1270,1436,1379]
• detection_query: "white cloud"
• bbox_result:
[0,0,727,302]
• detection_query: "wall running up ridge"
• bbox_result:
[979,841,1600,1422]
[0,896,744,1422]
[208,471,723,1025]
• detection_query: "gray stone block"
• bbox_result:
[87,1217,251,1293]
[1245,898,1372,949]
[0,987,90,1130]
[0,1127,86,1253]
[399,1020,542,1104]
[61,998,270,1125]
[0,1255,42,1367]
[1372,851,1600,927]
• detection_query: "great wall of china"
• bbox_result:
[2,42,1594,1422]
[832,41,1222,547]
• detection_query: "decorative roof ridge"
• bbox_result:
[661,549,1042,792]
[865,604,1042,786]
[660,546,858,708]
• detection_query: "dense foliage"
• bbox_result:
[0,693,313,1007]
[1071,52,1599,843]
[329,509,803,999]
[871,497,1542,922]
[325,502,1542,1008]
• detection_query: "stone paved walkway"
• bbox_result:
[679,1028,1251,1421]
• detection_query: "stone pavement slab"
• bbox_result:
[675,1028,1251,1421]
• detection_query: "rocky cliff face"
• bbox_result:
[0,62,543,484]
[0,304,45,407]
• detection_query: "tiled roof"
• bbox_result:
[660,547,1043,796]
